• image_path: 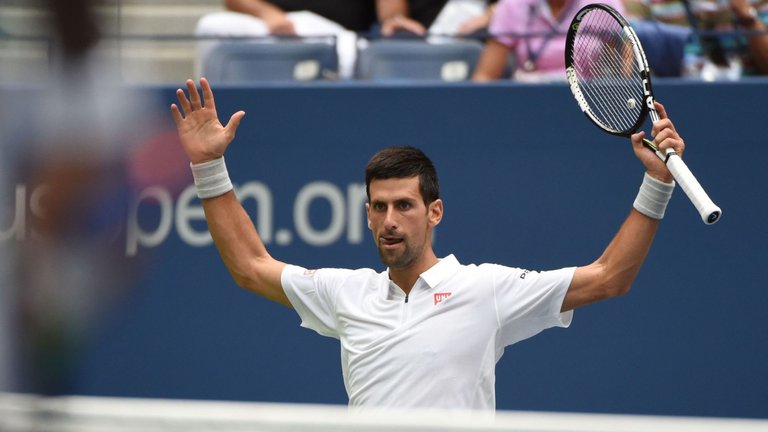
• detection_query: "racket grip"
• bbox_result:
[665,153,722,225]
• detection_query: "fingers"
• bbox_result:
[224,110,246,139]
[176,87,192,116]
[170,104,184,127]
[398,18,427,35]
[651,101,676,137]
[381,16,426,36]
[654,129,685,158]
[186,79,202,110]
[651,110,685,158]
[200,77,216,111]
[381,20,396,37]
[175,77,215,119]
[630,130,645,149]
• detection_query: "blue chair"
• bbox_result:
[355,39,484,82]
[202,39,339,83]
[631,20,692,77]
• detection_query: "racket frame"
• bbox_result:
[564,3,721,225]
[565,3,654,139]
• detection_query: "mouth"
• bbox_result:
[379,235,404,249]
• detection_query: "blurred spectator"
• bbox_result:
[624,0,768,79]
[1,0,154,394]
[195,0,379,79]
[472,0,626,82]
[197,1,502,80]
[0,103,13,393]
[377,0,448,36]
[429,0,499,37]
[731,0,768,73]
[224,0,377,34]
[377,0,498,37]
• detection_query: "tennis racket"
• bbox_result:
[564,3,721,225]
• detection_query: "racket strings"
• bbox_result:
[574,18,639,122]
[588,39,639,129]
[570,10,645,134]
[576,23,639,129]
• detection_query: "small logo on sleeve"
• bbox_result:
[434,292,452,305]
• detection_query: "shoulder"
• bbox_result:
[281,265,383,309]
[282,264,381,291]
[476,263,575,289]
[477,262,530,279]
[283,264,378,281]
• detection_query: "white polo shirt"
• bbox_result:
[281,254,575,410]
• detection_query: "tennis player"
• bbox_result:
[170,78,684,410]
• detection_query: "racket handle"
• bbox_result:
[664,152,722,225]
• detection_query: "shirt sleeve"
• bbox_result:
[490,265,576,347]
[488,0,519,48]
[281,264,345,339]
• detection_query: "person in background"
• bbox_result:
[429,0,499,38]
[195,0,378,79]
[377,0,449,36]
[2,0,150,395]
[472,0,626,82]
[378,0,498,37]
[624,0,768,79]
[196,0,500,79]
[730,0,768,73]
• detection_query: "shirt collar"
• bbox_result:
[419,254,460,289]
[380,254,461,300]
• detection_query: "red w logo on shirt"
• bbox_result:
[434,292,452,305]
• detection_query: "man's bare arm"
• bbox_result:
[203,192,289,306]
[563,102,683,312]
[170,78,290,306]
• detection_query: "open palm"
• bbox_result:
[170,78,245,164]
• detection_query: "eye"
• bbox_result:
[397,201,412,210]
[372,202,386,212]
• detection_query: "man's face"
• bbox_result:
[365,176,441,270]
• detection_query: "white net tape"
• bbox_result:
[1,393,767,432]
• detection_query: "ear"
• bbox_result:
[428,199,443,227]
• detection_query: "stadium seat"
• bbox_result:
[630,20,692,77]
[202,39,339,83]
[355,39,484,82]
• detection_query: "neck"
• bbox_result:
[389,250,439,295]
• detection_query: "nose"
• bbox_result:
[383,206,398,231]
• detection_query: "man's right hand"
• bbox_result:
[262,9,297,35]
[170,78,245,164]
[380,15,426,36]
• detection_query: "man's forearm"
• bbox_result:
[202,192,290,306]
[594,209,660,293]
[376,0,410,21]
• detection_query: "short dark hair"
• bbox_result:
[364,146,439,205]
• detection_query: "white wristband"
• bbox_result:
[633,172,675,219]
[190,157,233,200]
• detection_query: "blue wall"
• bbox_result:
[12,81,768,418]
